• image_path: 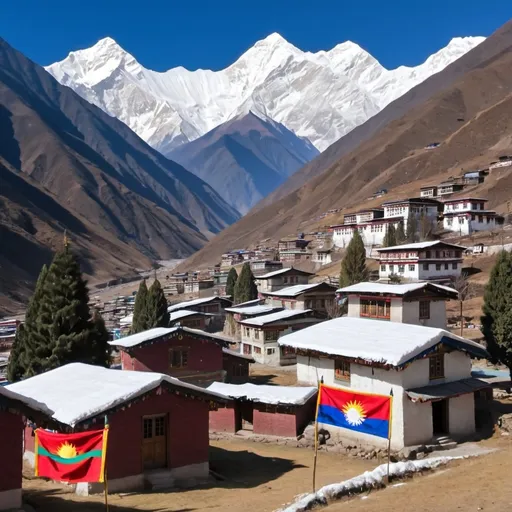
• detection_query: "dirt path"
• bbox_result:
[22,438,374,512]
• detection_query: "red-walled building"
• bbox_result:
[222,348,254,383]
[208,383,317,437]
[110,326,236,386]
[0,386,49,510]
[8,363,226,495]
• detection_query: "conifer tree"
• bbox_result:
[234,263,258,304]
[339,230,368,287]
[396,221,406,245]
[226,267,238,298]
[90,309,112,366]
[7,325,26,383]
[481,250,512,377]
[131,280,149,333]
[146,279,169,328]
[382,224,397,247]
[406,214,418,243]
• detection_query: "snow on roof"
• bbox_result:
[239,309,313,326]
[278,317,487,367]
[222,347,255,362]
[233,298,262,308]
[167,296,228,313]
[169,309,209,322]
[257,267,312,279]
[376,240,467,252]
[6,363,225,427]
[224,305,279,315]
[207,382,317,405]
[263,283,331,297]
[336,282,457,298]
[0,385,51,416]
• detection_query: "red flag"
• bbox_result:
[35,428,108,483]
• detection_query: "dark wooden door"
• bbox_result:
[432,400,449,435]
[240,402,254,431]
[142,415,167,469]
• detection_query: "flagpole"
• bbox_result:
[103,416,109,512]
[386,389,394,484]
[312,377,323,493]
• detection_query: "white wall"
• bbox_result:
[448,393,476,437]
[401,299,447,329]
[444,215,495,235]
[379,262,420,281]
[379,261,461,281]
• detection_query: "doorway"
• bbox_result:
[239,402,254,431]
[432,400,449,435]
[142,415,167,470]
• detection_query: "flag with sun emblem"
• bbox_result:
[34,428,108,483]
[317,385,392,439]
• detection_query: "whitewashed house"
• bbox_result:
[420,185,438,198]
[377,241,466,282]
[278,317,489,450]
[442,198,496,235]
[238,309,320,366]
[336,282,458,329]
[255,267,313,294]
[312,248,333,265]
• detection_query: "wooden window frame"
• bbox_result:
[169,346,188,369]
[360,297,391,320]
[419,300,430,320]
[429,353,445,380]
[334,359,350,382]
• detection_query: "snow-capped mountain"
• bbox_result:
[46,33,484,152]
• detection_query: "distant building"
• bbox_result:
[279,249,313,263]
[212,270,229,296]
[442,198,496,235]
[255,267,313,294]
[208,383,317,437]
[377,241,466,283]
[169,310,211,330]
[221,251,244,268]
[184,279,214,294]
[462,171,486,185]
[381,198,440,222]
[250,260,283,276]
[312,248,333,265]
[420,185,438,198]
[278,238,310,252]
[222,348,254,383]
[438,182,465,197]
[336,282,458,329]
[167,296,232,331]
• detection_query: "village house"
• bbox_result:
[420,185,438,198]
[381,198,440,222]
[462,171,487,185]
[220,251,244,268]
[442,198,496,235]
[261,282,338,317]
[212,270,229,296]
[336,282,458,329]
[169,310,211,330]
[8,363,226,495]
[278,317,489,451]
[207,383,317,437]
[377,241,466,283]
[278,237,312,263]
[110,326,236,385]
[223,302,282,339]
[184,279,214,294]
[250,259,283,276]
[438,181,465,197]
[255,267,313,294]
[222,348,254,383]
[312,247,333,265]
[238,309,321,366]
[278,238,310,252]
[167,296,232,331]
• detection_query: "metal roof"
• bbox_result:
[406,378,489,403]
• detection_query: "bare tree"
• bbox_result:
[452,272,474,337]
[327,297,347,319]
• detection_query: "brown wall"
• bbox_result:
[0,411,23,492]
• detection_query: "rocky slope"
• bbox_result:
[179,20,512,271]
[46,34,483,153]
[169,111,319,214]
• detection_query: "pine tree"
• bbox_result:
[146,279,169,328]
[339,230,368,287]
[383,224,397,247]
[396,221,406,245]
[131,280,149,333]
[7,325,25,383]
[406,214,418,243]
[226,267,238,298]
[481,250,512,377]
[234,263,258,304]
[90,309,112,367]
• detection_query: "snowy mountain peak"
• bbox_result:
[46,33,485,152]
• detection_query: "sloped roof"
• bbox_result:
[376,241,467,252]
[262,282,336,297]
[239,309,314,326]
[336,282,458,299]
[167,296,231,313]
[257,267,313,279]
[224,305,280,315]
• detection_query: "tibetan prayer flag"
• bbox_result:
[35,428,108,483]
[317,385,392,439]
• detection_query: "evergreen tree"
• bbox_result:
[382,224,397,247]
[131,280,149,333]
[339,230,368,287]
[90,309,112,367]
[481,250,512,377]
[7,325,26,383]
[226,267,238,298]
[234,263,258,304]
[396,221,406,245]
[146,279,169,328]
[406,214,418,243]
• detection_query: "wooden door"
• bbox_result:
[240,402,254,431]
[142,415,167,470]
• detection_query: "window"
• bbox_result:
[360,298,390,320]
[381,265,386,272]
[423,263,429,271]
[419,301,430,320]
[281,346,295,356]
[254,329,260,340]
[143,418,153,439]
[334,359,350,382]
[444,263,449,270]
[429,354,444,380]
[436,264,441,271]
[184,319,201,328]
[409,264,415,271]
[265,330,279,342]
[243,343,252,355]
[425,251,431,258]
[244,327,250,337]
[479,215,483,223]
[169,347,188,368]
[267,348,276,355]
[389,265,394,273]
[253,346,262,354]
[154,416,165,436]
[452,263,458,270]
[398,265,405,273]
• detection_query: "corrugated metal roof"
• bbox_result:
[406,378,489,403]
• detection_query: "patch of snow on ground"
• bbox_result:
[276,457,457,512]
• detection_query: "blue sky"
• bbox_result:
[1,0,510,71]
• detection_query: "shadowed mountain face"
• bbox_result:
[179,20,512,271]
[169,112,319,214]
[0,37,239,313]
